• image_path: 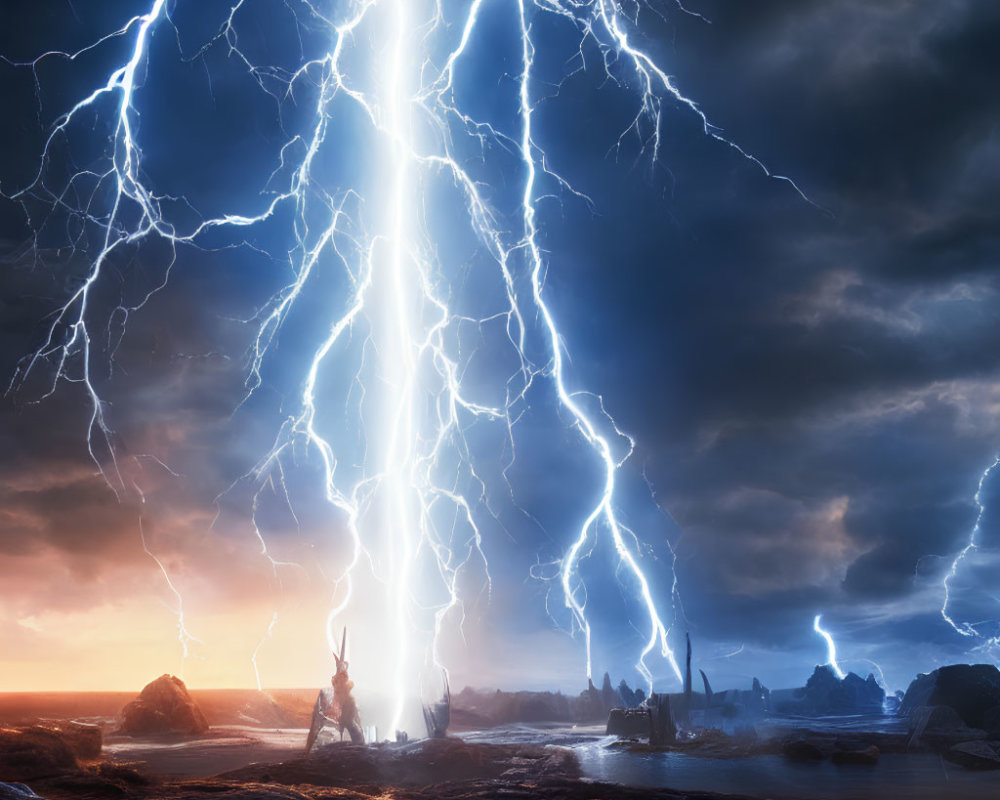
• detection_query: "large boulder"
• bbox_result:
[900,665,1000,730]
[606,707,651,738]
[120,674,209,736]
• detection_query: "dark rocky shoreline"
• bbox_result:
[3,736,766,800]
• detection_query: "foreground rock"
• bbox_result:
[120,675,209,736]
[900,664,1000,734]
[0,728,80,782]
[944,740,1000,770]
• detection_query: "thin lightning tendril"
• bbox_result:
[6,0,805,721]
[941,456,1000,645]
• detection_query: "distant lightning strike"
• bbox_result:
[7,0,801,724]
[813,614,845,680]
[941,456,1000,643]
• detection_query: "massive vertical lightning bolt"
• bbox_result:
[813,614,845,680]
[5,0,804,729]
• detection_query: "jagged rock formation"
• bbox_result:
[617,679,644,709]
[777,666,883,716]
[120,674,209,736]
[599,673,618,713]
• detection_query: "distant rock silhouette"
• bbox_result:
[617,679,641,708]
[120,674,209,736]
[778,666,884,716]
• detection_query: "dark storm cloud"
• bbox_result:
[532,0,1000,674]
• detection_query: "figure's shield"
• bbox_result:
[305,686,334,754]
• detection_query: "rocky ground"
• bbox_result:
[1,734,764,800]
[7,663,1000,799]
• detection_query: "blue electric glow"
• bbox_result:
[4,0,805,729]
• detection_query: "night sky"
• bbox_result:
[1,0,999,697]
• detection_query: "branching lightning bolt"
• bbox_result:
[5,0,806,726]
[941,456,1000,646]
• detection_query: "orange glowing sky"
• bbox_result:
[0,399,580,693]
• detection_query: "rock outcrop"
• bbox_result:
[0,727,79,782]
[779,666,884,716]
[900,664,1000,733]
[617,679,644,709]
[120,674,209,736]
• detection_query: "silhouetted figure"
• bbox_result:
[305,628,364,753]
[329,657,363,744]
